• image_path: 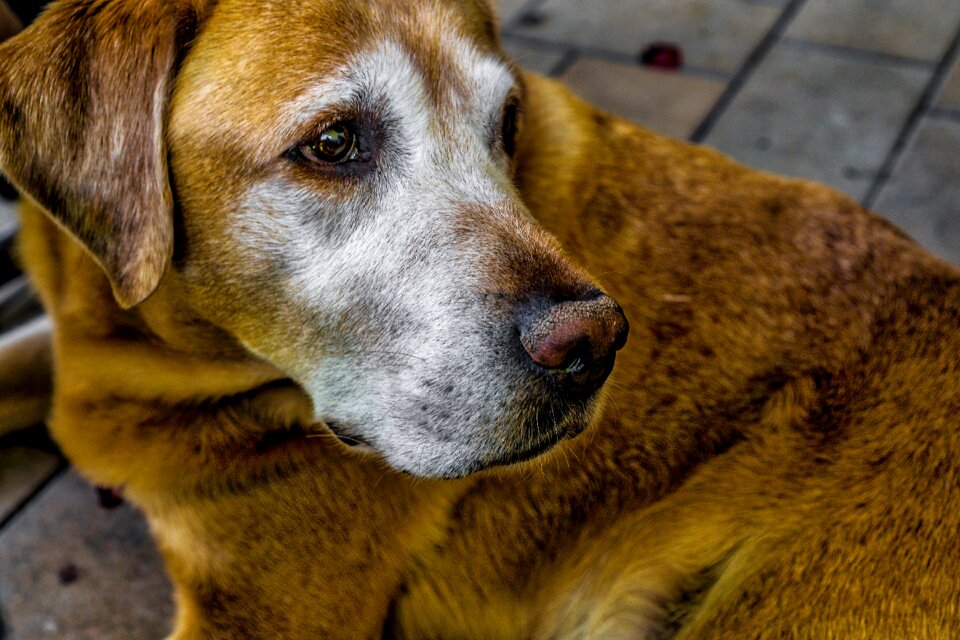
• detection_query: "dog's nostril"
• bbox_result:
[562,349,589,374]
[583,288,608,301]
[519,293,629,395]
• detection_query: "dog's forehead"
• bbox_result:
[170,0,510,158]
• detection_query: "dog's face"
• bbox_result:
[0,0,627,477]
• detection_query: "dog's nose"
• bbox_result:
[520,292,629,398]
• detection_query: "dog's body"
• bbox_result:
[2,0,959,638]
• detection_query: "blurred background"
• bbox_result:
[496,0,960,265]
[0,1,959,638]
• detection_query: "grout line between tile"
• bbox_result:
[689,0,809,144]
[499,32,732,82]
[862,24,960,209]
[779,37,936,71]
[501,0,549,32]
[928,106,960,123]
[548,48,580,78]
[0,461,67,534]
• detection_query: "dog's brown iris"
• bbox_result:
[303,123,356,164]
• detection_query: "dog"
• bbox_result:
[1,0,959,637]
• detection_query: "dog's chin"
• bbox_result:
[426,413,591,479]
[320,394,600,479]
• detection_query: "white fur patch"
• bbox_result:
[216,31,574,477]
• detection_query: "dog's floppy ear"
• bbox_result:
[0,0,210,308]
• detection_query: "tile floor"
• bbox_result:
[2,0,960,637]
[500,0,960,264]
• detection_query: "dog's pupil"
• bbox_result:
[316,124,352,160]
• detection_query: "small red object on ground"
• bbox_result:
[95,485,124,509]
[58,563,80,585]
[640,43,684,71]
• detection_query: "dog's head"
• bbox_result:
[0,0,627,478]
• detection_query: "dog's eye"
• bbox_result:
[301,123,357,165]
[501,99,520,158]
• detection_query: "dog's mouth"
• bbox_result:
[321,380,599,479]
[465,394,598,475]
[324,421,374,450]
[490,434,565,468]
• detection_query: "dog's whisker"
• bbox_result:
[322,349,428,363]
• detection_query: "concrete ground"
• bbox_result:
[1,0,959,638]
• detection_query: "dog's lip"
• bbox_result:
[488,415,588,470]
[323,421,372,449]
[495,436,560,467]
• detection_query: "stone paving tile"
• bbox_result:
[501,38,567,76]
[0,199,15,240]
[704,43,931,202]
[0,278,45,332]
[561,57,727,140]
[937,59,960,110]
[0,446,58,523]
[512,0,782,74]
[0,471,174,640]
[787,0,960,62]
[873,118,960,265]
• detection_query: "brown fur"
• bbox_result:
[2,0,959,637]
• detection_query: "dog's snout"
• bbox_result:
[520,292,629,398]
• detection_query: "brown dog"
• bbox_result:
[2,0,959,638]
